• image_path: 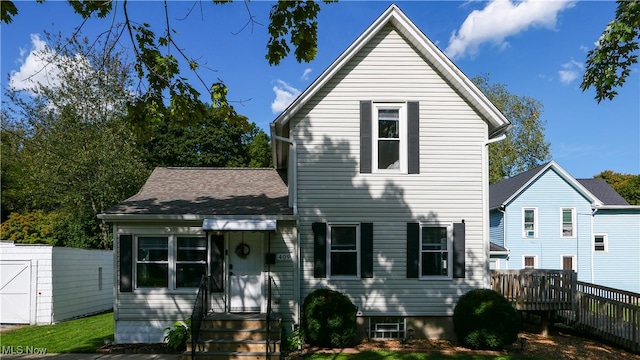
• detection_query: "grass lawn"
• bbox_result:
[0,311,113,353]
[303,351,547,360]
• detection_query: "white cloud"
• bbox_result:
[445,0,575,59]
[301,68,312,80]
[9,34,62,93]
[271,80,301,114]
[558,59,584,84]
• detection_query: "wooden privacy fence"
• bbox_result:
[490,270,576,311]
[557,282,640,353]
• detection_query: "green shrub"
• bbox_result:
[453,288,521,350]
[164,319,190,351]
[301,288,357,348]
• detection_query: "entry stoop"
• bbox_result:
[184,313,282,360]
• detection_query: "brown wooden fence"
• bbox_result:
[557,281,640,353]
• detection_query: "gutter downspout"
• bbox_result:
[482,133,508,287]
[591,208,598,283]
[270,125,302,328]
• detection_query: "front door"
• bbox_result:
[228,232,263,312]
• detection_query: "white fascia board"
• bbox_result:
[97,213,297,222]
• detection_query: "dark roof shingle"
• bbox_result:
[577,178,629,206]
[105,168,291,216]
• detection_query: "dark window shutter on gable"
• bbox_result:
[119,234,133,292]
[312,222,327,278]
[407,223,420,278]
[453,222,466,278]
[407,101,420,174]
[210,234,224,292]
[360,101,372,174]
[361,223,373,278]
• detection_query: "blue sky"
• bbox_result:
[1,0,638,178]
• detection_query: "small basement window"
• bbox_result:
[368,317,406,339]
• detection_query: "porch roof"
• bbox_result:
[101,167,292,217]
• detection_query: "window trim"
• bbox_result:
[133,233,207,292]
[522,208,538,238]
[327,223,361,279]
[560,207,576,238]
[419,222,453,280]
[372,102,407,174]
[594,233,608,252]
[522,255,538,269]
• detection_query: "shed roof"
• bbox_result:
[103,168,291,216]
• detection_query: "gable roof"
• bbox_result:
[271,4,511,167]
[100,168,291,218]
[577,178,629,206]
[489,161,604,209]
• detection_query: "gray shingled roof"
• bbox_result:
[104,168,291,216]
[489,163,549,209]
[577,178,629,206]
[490,162,630,208]
[490,242,508,252]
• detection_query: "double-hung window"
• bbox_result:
[176,237,207,288]
[137,236,169,288]
[420,224,452,278]
[373,103,407,173]
[561,208,576,238]
[328,224,360,277]
[523,208,537,238]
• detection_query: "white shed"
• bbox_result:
[0,242,113,324]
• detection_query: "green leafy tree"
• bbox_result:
[143,106,272,168]
[595,170,640,205]
[582,0,640,102]
[1,0,335,130]
[2,34,150,248]
[473,75,551,184]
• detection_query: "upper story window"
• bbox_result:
[594,234,608,252]
[373,103,407,173]
[522,208,537,238]
[420,224,452,278]
[561,208,576,238]
[328,224,360,278]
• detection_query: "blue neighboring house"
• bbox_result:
[489,161,640,293]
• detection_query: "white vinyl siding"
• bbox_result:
[293,25,487,316]
[113,220,298,342]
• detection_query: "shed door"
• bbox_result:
[0,260,32,324]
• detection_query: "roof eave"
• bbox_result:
[97,213,298,222]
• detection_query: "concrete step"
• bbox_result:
[182,350,281,360]
[196,328,280,341]
[188,339,280,353]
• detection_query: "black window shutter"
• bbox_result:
[312,222,327,278]
[210,234,224,292]
[361,223,373,278]
[407,223,420,278]
[407,101,420,174]
[453,222,466,278]
[360,101,372,174]
[119,234,133,292]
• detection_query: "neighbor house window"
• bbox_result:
[176,237,207,288]
[561,208,576,237]
[328,224,360,277]
[421,224,452,277]
[523,255,537,269]
[594,234,608,252]
[373,103,407,172]
[137,236,169,287]
[523,208,537,238]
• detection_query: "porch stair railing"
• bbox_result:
[190,275,210,360]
